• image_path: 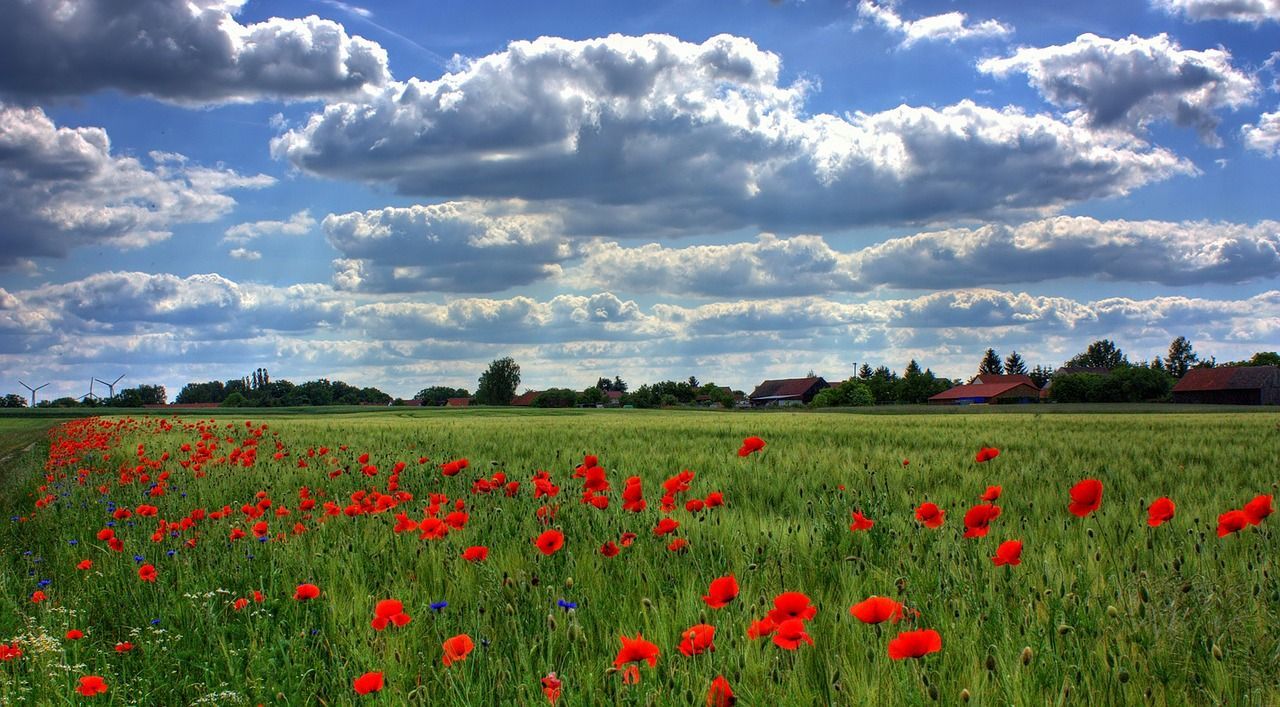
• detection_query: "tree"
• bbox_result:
[1029,365,1053,388]
[978,349,1003,376]
[1066,339,1128,369]
[176,381,226,404]
[532,389,577,408]
[1164,336,1198,378]
[612,375,628,393]
[475,357,521,405]
[2,393,27,408]
[577,387,606,407]
[858,363,873,379]
[1003,351,1028,376]
[904,359,922,377]
[415,386,470,406]
[1249,351,1280,366]
[109,385,166,407]
[221,392,248,407]
[810,379,874,407]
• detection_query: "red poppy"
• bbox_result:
[233,598,249,611]
[703,575,739,609]
[1244,494,1273,525]
[679,623,716,657]
[600,540,620,557]
[294,583,321,601]
[534,529,565,556]
[76,675,109,697]
[737,436,766,457]
[442,634,475,666]
[31,590,46,603]
[76,559,93,571]
[619,532,637,547]
[771,618,813,650]
[353,671,384,695]
[667,538,690,553]
[372,599,411,631]
[541,673,563,705]
[0,643,22,661]
[114,642,134,653]
[767,592,817,624]
[653,517,679,536]
[1068,479,1103,517]
[746,617,776,640]
[66,629,84,640]
[138,564,157,582]
[613,633,660,684]
[975,447,1000,463]
[707,675,735,707]
[887,629,942,660]
[1217,509,1249,537]
[992,540,1023,566]
[461,546,489,562]
[849,511,874,532]
[849,596,904,624]
[1147,497,1176,527]
[962,503,1002,538]
[915,502,945,529]
[981,485,1002,502]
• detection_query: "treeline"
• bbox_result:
[2,385,168,409]
[177,370,391,407]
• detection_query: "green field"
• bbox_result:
[2,409,1278,705]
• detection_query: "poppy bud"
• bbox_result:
[546,614,557,631]
[1020,647,1033,665]
[928,686,938,701]
[1057,624,1072,635]
[568,624,583,642]
[1212,644,1224,661]
[961,689,971,702]
[985,655,996,671]
[1119,671,1130,683]
[1138,586,1150,603]
[747,563,758,572]
[565,577,574,589]
[505,603,515,616]
[641,597,653,611]
[1106,605,1119,618]
[1062,683,1071,700]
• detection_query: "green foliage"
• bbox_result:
[1003,351,1028,376]
[1164,336,1198,378]
[1066,339,1129,369]
[576,387,606,407]
[177,378,392,407]
[1029,365,1053,388]
[107,384,167,407]
[809,379,874,407]
[415,386,471,406]
[220,391,248,407]
[979,348,1003,376]
[1,393,28,408]
[475,357,521,405]
[1048,368,1173,403]
[531,388,577,408]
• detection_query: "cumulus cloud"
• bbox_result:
[323,202,574,292]
[1242,108,1280,156]
[1152,0,1280,23]
[228,248,263,260]
[570,217,1280,295]
[223,210,316,243]
[979,33,1257,144]
[273,34,1192,236]
[857,0,1012,48]
[0,104,273,266]
[0,0,390,105]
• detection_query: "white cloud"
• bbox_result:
[273,34,1192,236]
[0,104,273,266]
[979,33,1257,145]
[857,0,1012,48]
[1152,0,1280,23]
[0,0,390,105]
[228,248,263,260]
[1242,107,1280,156]
[323,202,574,292]
[223,210,317,243]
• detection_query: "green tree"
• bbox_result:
[415,386,470,406]
[532,389,577,408]
[1029,365,1053,388]
[175,381,226,404]
[1249,351,1280,366]
[1164,336,1198,378]
[810,379,874,407]
[858,363,873,379]
[1003,351,1028,376]
[577,387,606,407]
[221,392,249,407]
[1066,339,1128,369]
[475,357,521,405]
[1,393,27,408]
[978,349,1003,376]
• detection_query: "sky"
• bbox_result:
[1,0,1279,402]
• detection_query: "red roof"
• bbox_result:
[930,382,1038,401]
[749,377,828,400]
[971,374,1037,388]
[445,397,472,407]
[1173,366,1279,392]
[510,391,541,406]
[605,390,624,400]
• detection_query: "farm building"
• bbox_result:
[510,390,542,406]
[1171,366,1280,405]
[748,377,829,406]
[445,397,473,407]
[605,390,624,407]
[929,377,1040,405]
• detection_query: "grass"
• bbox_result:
[1,409,1277,705]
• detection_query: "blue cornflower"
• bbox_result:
[429,601,448,612]
[557,599,577,611]
[37,579,51,588]
[133,555,145,563]
[68,539,78,546]
[166,550,176,557]
[106,521,115,527]
[257,536,269,543]
[150,618,161,626]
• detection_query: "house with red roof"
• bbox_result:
[929,374,1040,405]
[445,397,473,407]
[510,390,542,406]
[748,377,829,406]
[1172,366,1280,405]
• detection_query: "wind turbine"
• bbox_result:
[94,374,125,400]
[80,378,98,404]
[18,380,49,407]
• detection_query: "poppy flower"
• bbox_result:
[679,623,716,657]
[442,634,475,666]
[461,546,489,562]
[1244,494,1273,525]
[887,629,942,660]
[975,447,1000,463]
[737,436,766,457]
[707,675,735,707]
[653,518,679,536]
[138,564,157,582]
[353,671,384,695]
[1068,479,1103,517]
[619,532,637,547]
[31,590,46,603]
[1217,509,1249,537]
[233,598,249,611]
[667,538,690,553]
[66,629,84,640]
[541,672,562,705]
[600,540,620,557]
[613,634,659,684]
[746,617,776,640]
[849,596,904,624]
[294,583,321,601]
[702,575,739,609]
[76,559,93,571]
[981,485,1002,502]
[771,618,813,650]
[1147,497,1176,527]
[114,642,134,653]
[992,540,1023,566]
[0,643,22,661]
[849,511,874,532]
[962,504,1002,538]
[76,675,108,697]
[915,502,944,529]
[534,529,565,556]
[767,592,817,624]
[371,599,411,631]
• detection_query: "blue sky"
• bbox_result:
[2,0,1278,401]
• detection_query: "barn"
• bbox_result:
[445,397,473,407]
[510,391,542,406]
[1171,366,1280,405]
[929,374,1040,405]
[748,377,829,406]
